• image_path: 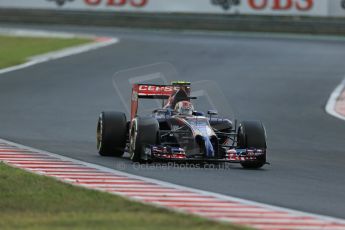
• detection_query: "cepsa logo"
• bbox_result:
[212,0,314,11]
[47,0,148,7]
[138,85,178,92]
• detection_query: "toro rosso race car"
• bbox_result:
[97,81,267,169]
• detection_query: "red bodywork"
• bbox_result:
[130,84,191,121]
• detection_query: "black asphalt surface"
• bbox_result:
[1,24,345,219]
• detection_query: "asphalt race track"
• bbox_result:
[1,24,345,219]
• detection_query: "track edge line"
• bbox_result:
[325,78,345,121]
[0,28,119,75]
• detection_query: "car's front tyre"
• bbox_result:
[129,117,159,162]
[237,121,267,169]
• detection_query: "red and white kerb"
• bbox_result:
[1,140,345,230]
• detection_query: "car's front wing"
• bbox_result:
[142,145,266,164]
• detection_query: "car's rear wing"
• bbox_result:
[134,84,175,99]
[130,82,191,120]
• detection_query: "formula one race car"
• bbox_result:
[97,81,267,169]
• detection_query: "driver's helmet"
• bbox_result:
[174,101,194,116]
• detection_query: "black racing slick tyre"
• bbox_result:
[238,121,267,169]
[129,117,159,163]
[97,111,127,157]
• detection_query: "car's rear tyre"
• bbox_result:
[238,121,267,169]
[129,117,159,163]
[97,111,127,157]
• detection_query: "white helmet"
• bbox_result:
[175,101,194,116]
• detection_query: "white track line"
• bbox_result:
[0,28,118,75]
[0,28,80,38]
[326,78,345,121]
[1,138,345,230]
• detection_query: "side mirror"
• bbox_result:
[207,110,218,116]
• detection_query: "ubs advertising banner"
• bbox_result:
[0,0,343,17]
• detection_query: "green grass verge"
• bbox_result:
[0,163,251,230]
[0,35,91,69]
